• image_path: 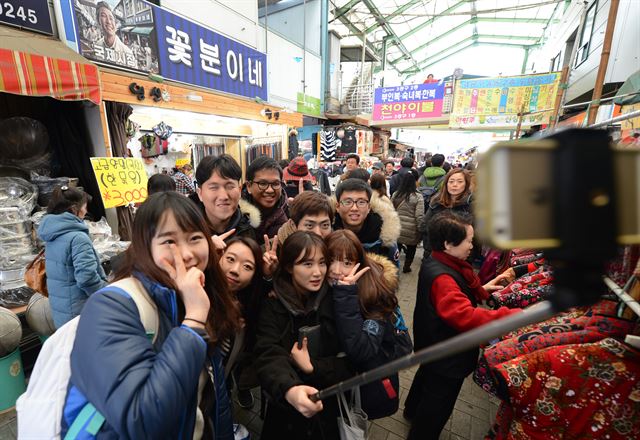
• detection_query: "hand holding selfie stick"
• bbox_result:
[311,129,622,403]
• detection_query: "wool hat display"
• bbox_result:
[283,157,314,181]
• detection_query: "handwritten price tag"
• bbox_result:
[91,157,149,208]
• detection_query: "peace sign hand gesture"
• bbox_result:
[211,228,236,254]
[263,234,279,278]
[157,244,210,323]
[337,263,370,285]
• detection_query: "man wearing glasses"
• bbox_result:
[191,155,259,241]
[334,178,400,266]
[243,157,289,245]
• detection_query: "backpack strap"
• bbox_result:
[110,277,159,344]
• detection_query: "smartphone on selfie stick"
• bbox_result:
[310,128,640,403]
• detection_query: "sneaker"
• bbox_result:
[233,423,250,440]
[237,388,255,409]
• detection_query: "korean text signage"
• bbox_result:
[91,157,148,209]
[450,72,561,129]
[297,92,321,117]
[0,0,52,35]
[70,0,267,100]
[372,83,445,122]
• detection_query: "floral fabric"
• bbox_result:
[488,268,553,309]
[486,338,640,440]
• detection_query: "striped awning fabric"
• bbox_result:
[0,27,101,105]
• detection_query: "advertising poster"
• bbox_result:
[450,72,561,129]
[70,0,268,100]
[372,83,445,122]
[72,0,159,72]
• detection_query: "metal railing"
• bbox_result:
[340,83,374,114]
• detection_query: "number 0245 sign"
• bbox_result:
[91,157,149,209]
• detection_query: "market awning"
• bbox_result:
[0,27,101,105]
[131,26,154,35]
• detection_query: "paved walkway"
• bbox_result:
[0,247,500,440]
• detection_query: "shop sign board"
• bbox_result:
[372,83,445,122]
[297,92,321,117]
[0,0,53,35]
[68,0,267,101]
[450,72,561,129]
[90,157,149,209]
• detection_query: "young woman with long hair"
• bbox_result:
[254,231,354,439]
[391,169,425,273]
[326,229,411,419]
[62,191,241,439]
[422,168,473,252]
[218,236,264,409]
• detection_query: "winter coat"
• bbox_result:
[332,254,403,419]
[188,194,260,241]
[391,191,425,246]
[37,212,107,328]
[389,166,412,195]
[254,279,355,439]
[63,274,234,439]
[333,193,401,267]
[418,166,447,188]
[241,190,289,244]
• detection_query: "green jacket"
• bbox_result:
[419,167,447,188]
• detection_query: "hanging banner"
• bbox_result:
[91,157,149,209]
[68,0,267,101]
[372,83,445,122]
[450,72,561,129]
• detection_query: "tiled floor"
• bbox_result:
[0,247,500,439]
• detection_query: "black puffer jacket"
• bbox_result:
[254,279,354,439]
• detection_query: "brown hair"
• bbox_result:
[326,230,398,320]
[275,231,329,297]
[289,191,334,225]
[437,169,471,208]
[369,173,388,199]
[113,192,241,344]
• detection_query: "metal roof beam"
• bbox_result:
[475,17,559,24]
[398,0,468,41]
[331,0,361,23]
[418,41,477,72]
[402,35,477,74]
[476,34,540,41]
[361,0,421,73]
[390,19,473,65]
[364,0,423,34]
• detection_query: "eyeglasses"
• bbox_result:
[339,199,369,208]
[252,180,283,191]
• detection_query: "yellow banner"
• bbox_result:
[450,72,561,129]
[91,157,149,208]
[621,103,640,131]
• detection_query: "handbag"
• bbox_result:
[337,387,368,440]
[24,249,48,297]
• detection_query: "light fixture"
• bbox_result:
[260,108,273,119]
[185,93,203,102]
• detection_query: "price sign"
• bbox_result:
[91,157,149,209]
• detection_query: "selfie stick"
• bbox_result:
[310,301,555,402]
[311,129,619,403]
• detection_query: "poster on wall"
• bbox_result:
[72,0,159,72]
[450,72,561,129]
[69,0,268,100]
[372,83,445,122]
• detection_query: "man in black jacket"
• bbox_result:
[189,154,258,241]
[389,156,414,195]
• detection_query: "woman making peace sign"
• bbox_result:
[254,231,355,439]
[62,192,241,439]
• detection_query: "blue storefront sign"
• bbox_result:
[154,7,267,101]
[65,0,267,101]
[0,0,53,35]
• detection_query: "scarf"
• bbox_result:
[432,250,488,299]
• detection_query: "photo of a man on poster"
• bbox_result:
[95,1,137,68]
[73,0,159,73]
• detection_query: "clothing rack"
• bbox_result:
[246,140,282,165]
